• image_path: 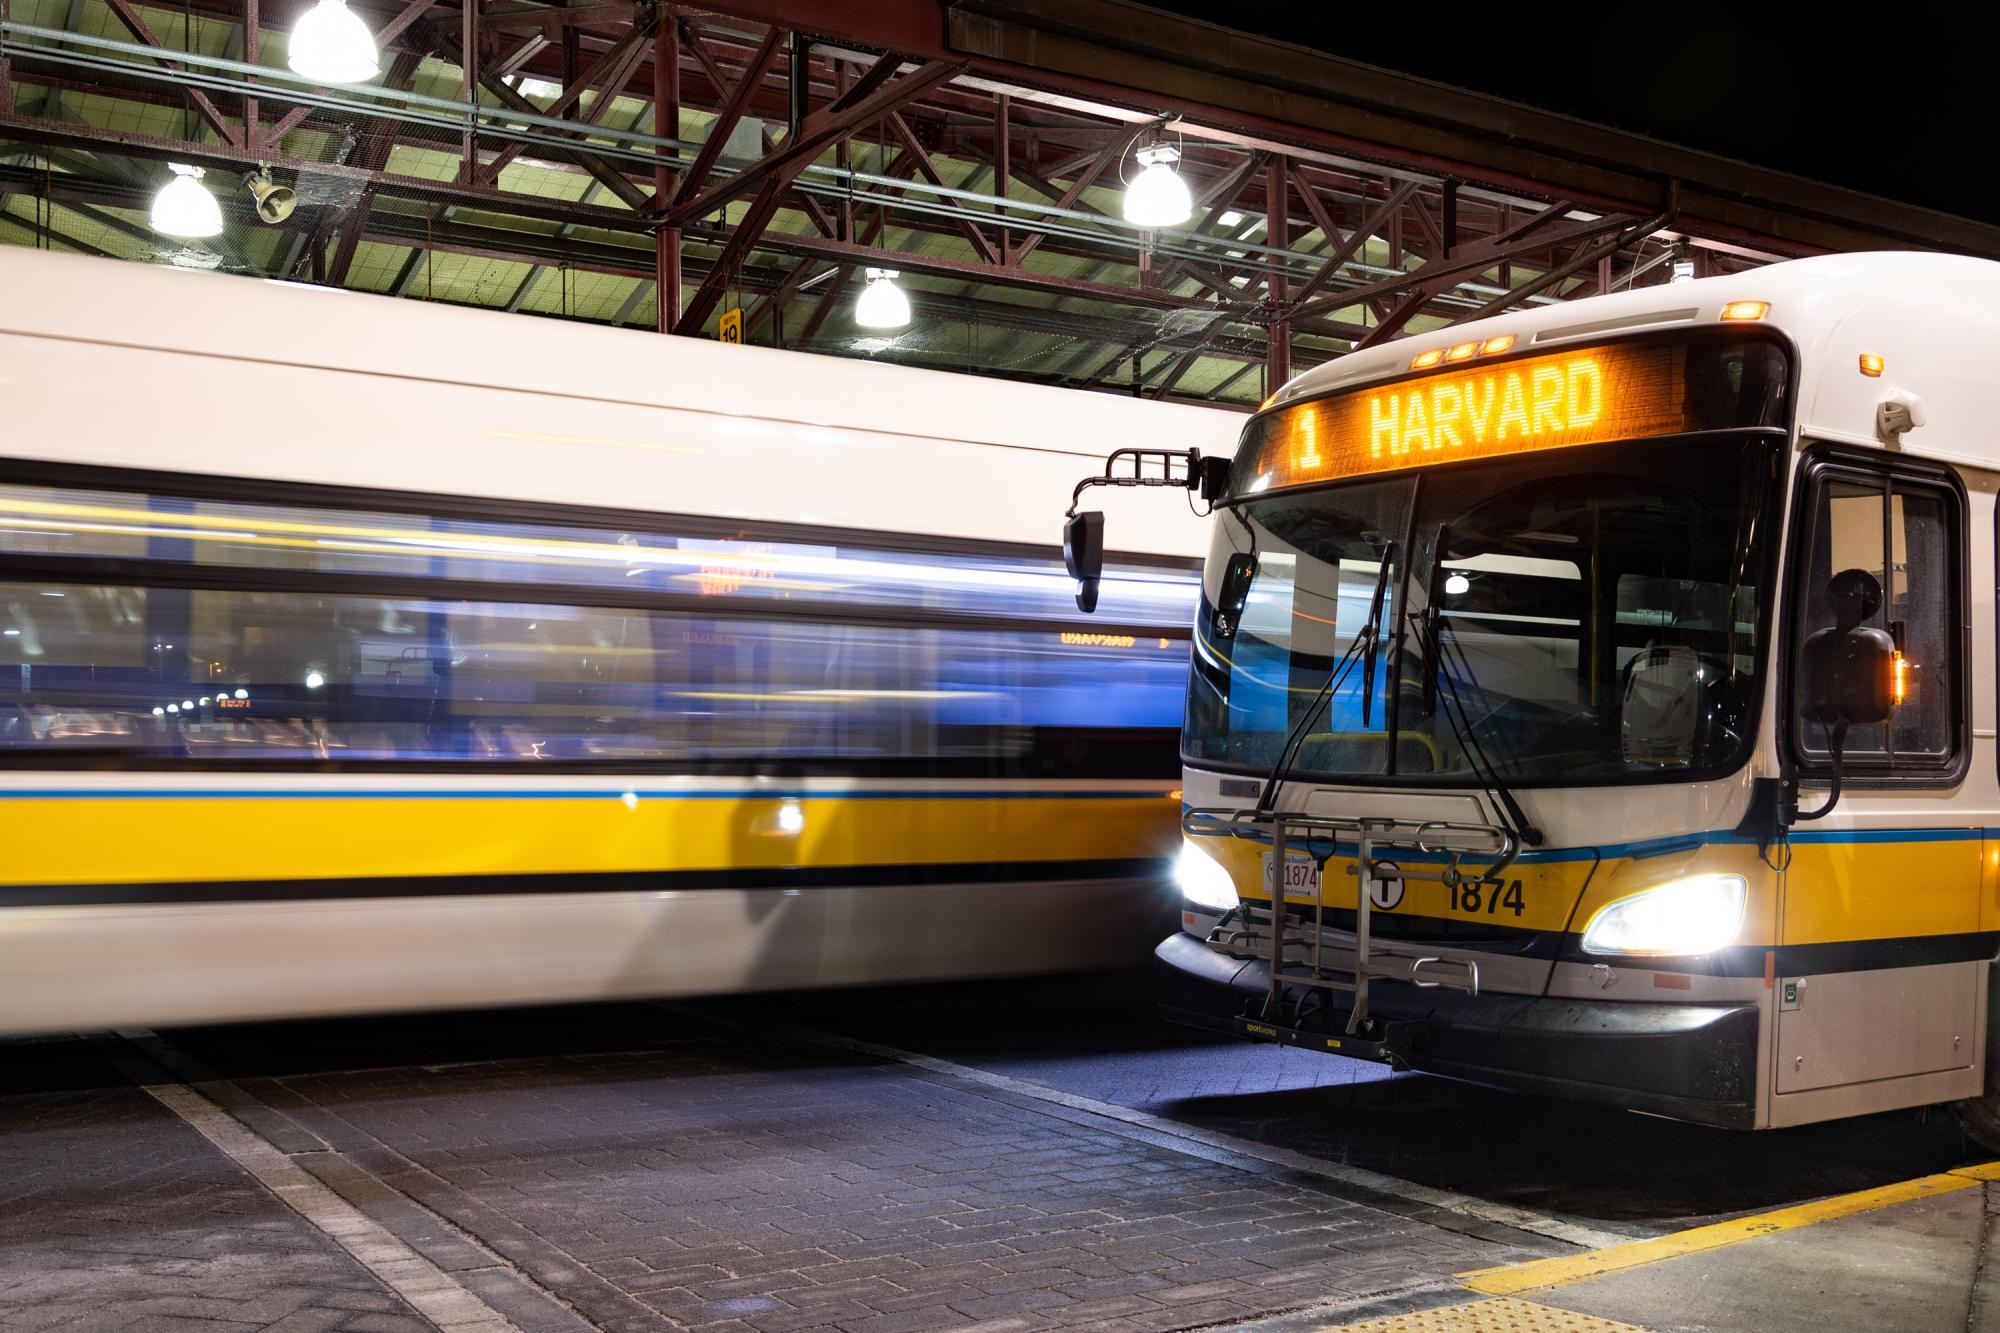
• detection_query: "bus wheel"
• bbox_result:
[1959,1094,2000,1154]
[1960,970,2000,1153]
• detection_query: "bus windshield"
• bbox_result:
[1183,435,1780,786]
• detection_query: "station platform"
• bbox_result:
[0,977,1987,1333]
[1303,1164,2000,1332]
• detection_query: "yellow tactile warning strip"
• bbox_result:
[1322,1295,1650,1331]
[1458,1160,2000,1298]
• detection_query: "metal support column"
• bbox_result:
[242,0,257,154]
[653,17,680,333]
[1,0,15,116]
[995,91,1009,262]
[1265,155,1290,388]
[459,0,478,184]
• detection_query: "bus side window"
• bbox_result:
[1790,457,1963,774]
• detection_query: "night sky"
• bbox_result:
[1146,5,2000,229]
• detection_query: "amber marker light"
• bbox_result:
[1892,651,1909,706]
[1860,353,1885,377]
[1720,300,1770,321]
[1479,335,1515,355]
[1410,348,1445,370]
[1445,341,1480,362]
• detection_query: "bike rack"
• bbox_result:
[1182,806,1517,1049]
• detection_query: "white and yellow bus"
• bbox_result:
[1066,251,2000,1144]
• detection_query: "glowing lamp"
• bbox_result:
[1122,144,1193,228]
[1860,353,1885,377]
[854,269,911,330]
[150,164,224,239]
[1720,300,1769,322]
[287,0,380,84]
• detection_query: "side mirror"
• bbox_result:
[1801,568,1897,727]
[1064,511,1104,613]
[1210,552,1257,641]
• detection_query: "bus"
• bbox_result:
[0,247,1226,1033]
[1063,251,2000,1145]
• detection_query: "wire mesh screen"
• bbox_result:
[0,0,1762,410]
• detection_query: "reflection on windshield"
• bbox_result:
[1185,436,1777,785]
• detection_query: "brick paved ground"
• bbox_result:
[167,1016,1547,1333]
[722,973,1973,1230]
[0,1039,432,1333]
[1,978,1977,1333]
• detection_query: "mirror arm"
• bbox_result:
[1066,447,1212,517]
[1793,719,1848,822]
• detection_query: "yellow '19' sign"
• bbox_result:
[1238,339,1697,492]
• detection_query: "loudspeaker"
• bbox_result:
[244,169,296,224]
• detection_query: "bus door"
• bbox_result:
[1775,450,1980,1103]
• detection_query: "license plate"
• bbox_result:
[1264,851,1321,901]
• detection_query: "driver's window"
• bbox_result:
[1792,462,1960,770]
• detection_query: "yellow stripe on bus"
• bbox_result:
[1,795,1180,887]
[1196,829,1987,951]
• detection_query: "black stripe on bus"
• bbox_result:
[0,456,1205,572]
[0,726,1182,779]
[1263,904,2000,978]
[1554,931,2000,977]
[0,857,1175,909]
[0,555,1192,642]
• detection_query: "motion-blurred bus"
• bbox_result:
[0,248,1234,1032]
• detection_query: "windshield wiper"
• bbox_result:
[1412,527,1543,847]
[1255,539,1395,815]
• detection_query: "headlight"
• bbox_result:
[1580,874,1746,957]
[1176,840,1239,912]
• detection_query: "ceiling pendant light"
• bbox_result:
[1122,143,1193,229]
[150,163,224,239]
[854,268,911,330]
[287,0,380,84]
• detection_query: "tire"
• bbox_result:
[1960,1093,2000,1153]
[1958,963,2000,1153]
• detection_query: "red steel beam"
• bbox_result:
[664,23,783,207]
[657,57,956,227]
[100,0,243,147]
[886,108,998,265]
[478,10,657,184]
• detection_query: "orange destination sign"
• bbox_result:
[1235,338,1702,494]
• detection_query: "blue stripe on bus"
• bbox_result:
[1186,819,1995,865]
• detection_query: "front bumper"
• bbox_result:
[1156,931,1758,1129]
